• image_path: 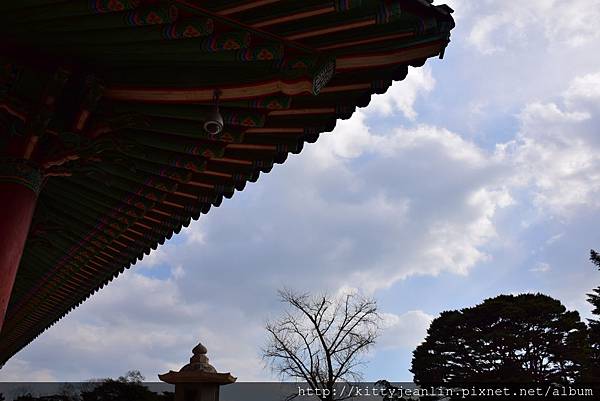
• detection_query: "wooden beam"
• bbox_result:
[269,108,334,116]
[217,0,282,16]
[286,18,376,40]
[245,128,303,134]
[251,6,335,28]
[336,41,444,71]
[317,32,415,51]
[105,79,314,103]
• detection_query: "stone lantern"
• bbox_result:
[159,342,236,401]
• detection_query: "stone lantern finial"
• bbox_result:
[180,342,217,373]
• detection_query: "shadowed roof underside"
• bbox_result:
[0,0,454,364]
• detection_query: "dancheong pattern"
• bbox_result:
[0,0,454,365]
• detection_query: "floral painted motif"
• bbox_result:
[201,33,252,51]
[90,0,140,13]
[124,5,178,26]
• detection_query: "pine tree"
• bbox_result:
[411,294,589,385]
[586,250,600,381]
[588,250,600,317]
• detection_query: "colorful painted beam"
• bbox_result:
[0,0,454,365]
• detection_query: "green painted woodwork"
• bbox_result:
[0,0,454,365]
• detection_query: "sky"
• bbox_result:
[2,0,600,382]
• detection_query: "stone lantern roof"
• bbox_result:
[159,342,236,385]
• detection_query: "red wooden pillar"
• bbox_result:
[0,159,42,332]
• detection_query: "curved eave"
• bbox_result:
[0,0,454,365]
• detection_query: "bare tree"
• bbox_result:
[263,289,381,401]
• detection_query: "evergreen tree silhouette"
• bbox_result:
[411,294,588,386]
[586,250,600,381]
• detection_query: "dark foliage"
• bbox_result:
[411,294,589,385]
[589,250,600,316]
[154,392,174,401]
[2,372,172,401]
[81,371,155,401]
[14,396,35,401]
[585,250,600,381]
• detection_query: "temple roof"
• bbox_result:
[0,0,454,364]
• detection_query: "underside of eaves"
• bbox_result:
[0,0,454,365]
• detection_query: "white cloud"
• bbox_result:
[467,13,508,54]
[139,247,167,268]
[290,117,513,292]
[425,188,513,274]
[464,1,600,54]
[0,359,56,382]
[312,110,376,163]
[368,67,435,120]
[565,72,600,105]
[530,262,551,273]
[501,72,600,216]
[183,222,207,245]
[171,264,185,279]
[545,233,564,245]
[373,124,487,166]
[379,311,434,350]
[520,102,590,126]
[0,271,269,382]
